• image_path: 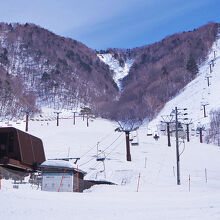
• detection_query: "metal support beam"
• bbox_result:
[125,131,131,162]
[175,107,181,185]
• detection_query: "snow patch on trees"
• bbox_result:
[97,53,133,90]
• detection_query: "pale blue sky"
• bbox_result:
[0,0,219,49]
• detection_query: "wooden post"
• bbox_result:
[200,128,203,143]
[209,63,212,73]
[54,112,61,126]
[86,114,89,127]
[186,124,190,142]
[136,173,141,192]
[73,112,76,125]
[57,113,59,126]
[82,114,84,121]
[25,113,29,132]
[173,166,175,177]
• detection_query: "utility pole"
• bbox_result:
[161,115,174,147]
[175,107,181,185]
[54,111,61,126]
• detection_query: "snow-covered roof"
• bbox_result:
[40,160,87,175]
[40,160,76,169]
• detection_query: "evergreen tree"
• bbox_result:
[186,54,198,75]
[161,66,168,77]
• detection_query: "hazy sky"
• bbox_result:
[0,0,219,49]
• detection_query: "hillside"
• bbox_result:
[0,23,118,119]
[99,22,219,120]
[149,32,220,144]
[0,22,219,121]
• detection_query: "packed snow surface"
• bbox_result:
[1,36,220,220]
[97,53,133,90]
[0,113,220,220]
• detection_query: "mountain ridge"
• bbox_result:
[0,22,219,121]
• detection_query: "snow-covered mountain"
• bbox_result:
[149,34,220,132]
[0,22,118,118]
[0,22,219,121]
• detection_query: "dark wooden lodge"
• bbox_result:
[0,127,45,172]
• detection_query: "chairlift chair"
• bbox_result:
[191,128,195,136]
[147,128,153,136]
[131,131,139,146]
[95,150,106,179]
[96,150,106,162]
[129,133,134,142]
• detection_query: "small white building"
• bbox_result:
[40,160,86,192]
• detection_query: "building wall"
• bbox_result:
[73,173,84,192]
[42,172,73,192]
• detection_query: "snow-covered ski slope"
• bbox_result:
[1,37,220,220]
[0,112,220,220]
[97,53,133,90]
[150,36,220,130]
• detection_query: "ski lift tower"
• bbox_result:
[116,119,141,162]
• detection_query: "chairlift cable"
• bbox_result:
[79,133,123,167]
[79,130,116,159]
[179,141,186,156]
[101,133,123,153]
[86,138,124,175]
[85,135,123,171]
